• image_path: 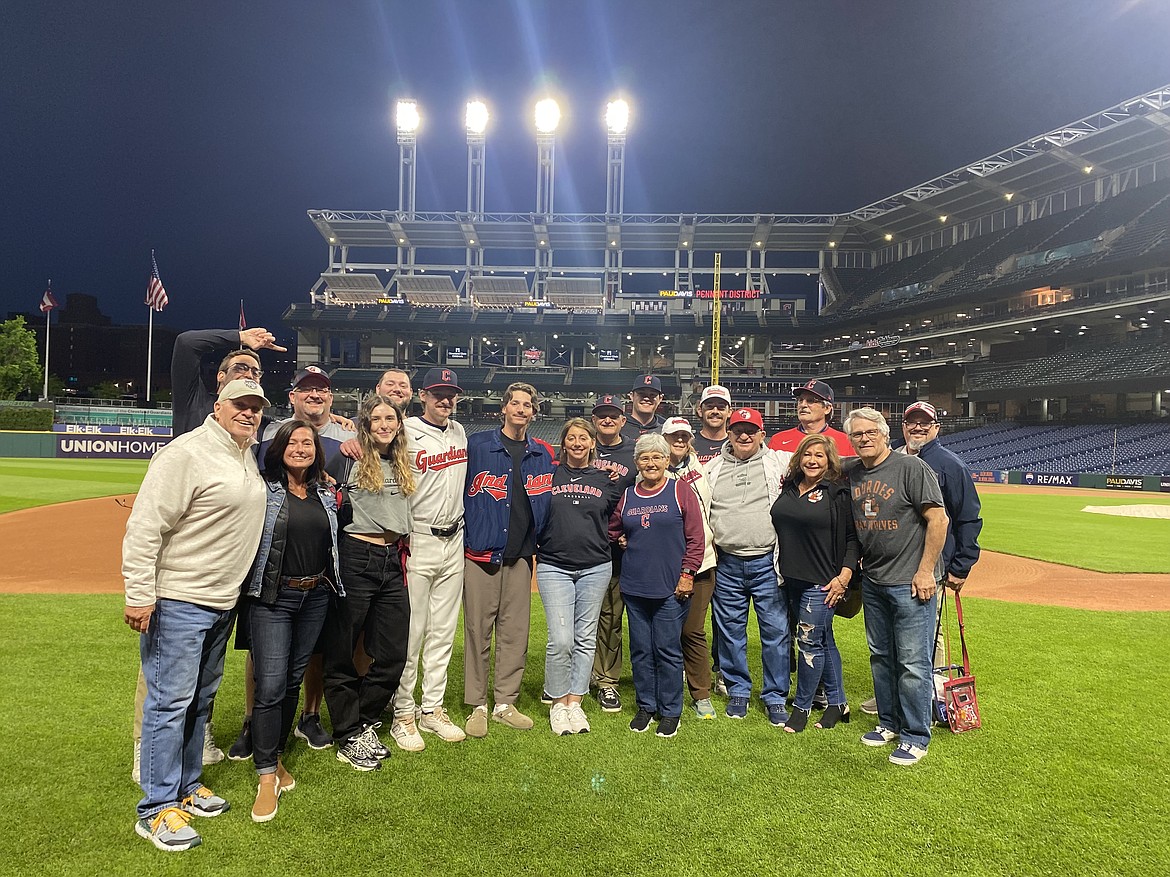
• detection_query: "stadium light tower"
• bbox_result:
[396,99,420,217]
[466,100,488,218]
[604,98,630,305]
[605,99,629,215]
[534,98,560,216]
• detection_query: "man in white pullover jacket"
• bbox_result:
[123,379,269,852]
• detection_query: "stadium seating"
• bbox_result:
[942,421,1170,474]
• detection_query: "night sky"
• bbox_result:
[5,0,1169,338]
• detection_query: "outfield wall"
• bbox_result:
[971,469,1169,493]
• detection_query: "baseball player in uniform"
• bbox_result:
[389,368,470,750]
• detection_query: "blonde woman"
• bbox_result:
[322,395,415,771]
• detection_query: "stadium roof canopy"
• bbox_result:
[307,84,1170,264]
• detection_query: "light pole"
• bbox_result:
[604,99,629,306]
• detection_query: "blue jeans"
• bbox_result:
[784,578,845,711]
[137,598,235,819]
[536,561,612,698]
[624,592,690,717]
[712,552,790,704]
[247,586,330,773]
[861,578,937,749]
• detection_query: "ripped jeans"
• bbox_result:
[784,577,845,712]
[536,561,613,699]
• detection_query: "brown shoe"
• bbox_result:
[251,775,280,823]
[465,705,488,739]
[276,759,295,793]
[492,704,534,730]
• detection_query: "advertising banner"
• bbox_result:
[597,349,621,364]
[1020,472,1079,487]
[970,470,1008,484]
[1104,475,1145,491]
[1161,477,1170,493]
[53,425,172,436]
[57,435,171,459]
[445,347,469,364]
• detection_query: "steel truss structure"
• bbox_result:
[307,85,1170,308]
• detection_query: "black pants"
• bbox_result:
[323,536,410,744]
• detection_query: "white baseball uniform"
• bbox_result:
[393,416,469,717]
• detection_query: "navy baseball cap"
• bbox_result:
[632,374,663,394]
[793,379,834,403]
[290,365,330,390]
[421,368,462,393]
[592,394,625,415]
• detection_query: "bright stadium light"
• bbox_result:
[606,99,629,135]
[397,100,420,133]
[535,99,561,134]
[466,100,489,135]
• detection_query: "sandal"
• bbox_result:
[783,707,810,734]
[815,704,851,729]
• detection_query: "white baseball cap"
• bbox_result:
[699,385,731,405]
[660,416,694,436]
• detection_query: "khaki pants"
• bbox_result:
[591,575,624,688]
[681,570,715,701]
[462,557,532,707]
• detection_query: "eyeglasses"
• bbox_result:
[666,434,691,442]
[227,363,263,380]
[638,454,668,463]
[849,429,882,441]
[293,386,331,396]
[905,421,937,431]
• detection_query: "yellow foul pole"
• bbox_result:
[710,252,722,384]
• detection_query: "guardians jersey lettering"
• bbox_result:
[415,446,467,473]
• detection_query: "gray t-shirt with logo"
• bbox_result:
[847,451,944,586]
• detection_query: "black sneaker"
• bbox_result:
[336,738,381,771]
[359,723,390,760]
[656,716,680,738]
[629,708,654,733]
[227,720,252,761]
[540,690,554,705]
[294,714,333,750]
[598,687,622,713]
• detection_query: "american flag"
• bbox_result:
[40,282,59,313]
[238,299,247,331]
[145,250,168,311]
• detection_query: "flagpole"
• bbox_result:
[146,308,154,403]
[42,280,51,401]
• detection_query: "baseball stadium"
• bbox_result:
[3,83,1169,875]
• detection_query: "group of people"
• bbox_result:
[123,329,982,853]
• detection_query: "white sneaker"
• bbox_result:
[202,721,225,765]
[567,703,591,734]
[390,716,426,752]
[132,738,141,784]
[419,707,466,743]
[549,704,573,736]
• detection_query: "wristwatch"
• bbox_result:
[681,568,695,577]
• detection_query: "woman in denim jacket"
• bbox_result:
[242,419,341,822]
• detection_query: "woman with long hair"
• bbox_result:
[535,418,620,735]
[769,433,860,732]
[322,395,415,771]
[244,419,341,822]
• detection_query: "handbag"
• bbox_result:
[933,589,982,733]
[834,581,863,619]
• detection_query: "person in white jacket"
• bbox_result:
[123,379,270,852]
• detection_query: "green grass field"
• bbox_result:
[0,594,1166,877]
[0,458,147,514]
[1,458,1168,874]
[980,492,1170,573]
